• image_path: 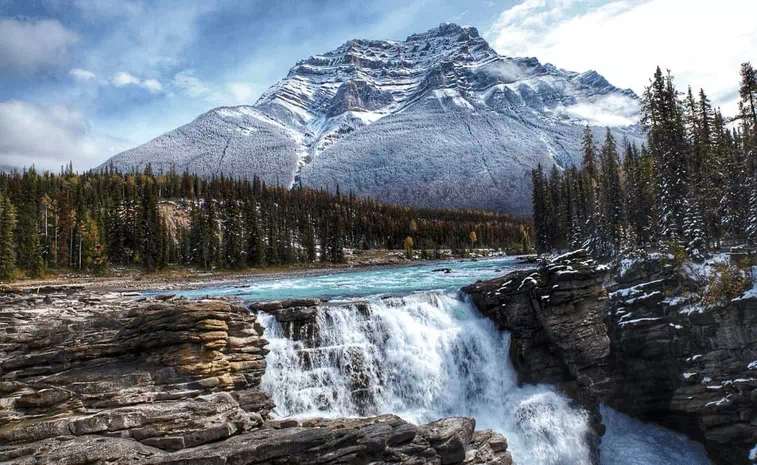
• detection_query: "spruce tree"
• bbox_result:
[244,199,264,266]
[531,164,549,253]
[582,125,599,183]
[222,199,244,269]
[0,197,17,281]
[600,128,624,253]
[641,68,688,246]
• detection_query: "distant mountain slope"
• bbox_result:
[102,23,643,214]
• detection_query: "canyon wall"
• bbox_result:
[464,251,757,465]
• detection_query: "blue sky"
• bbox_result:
[1,0,755,170]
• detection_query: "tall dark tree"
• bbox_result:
[641,67,689,245]
[0,197,17,281]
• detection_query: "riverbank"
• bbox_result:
[9,251,529,294]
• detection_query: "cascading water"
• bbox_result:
[260,290,713,465]
[261,291,592,465]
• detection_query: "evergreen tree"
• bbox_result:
[582,125,599,183]
[0,197,17,281]
[204,197,221,268]
[244,199,265,266]
[600,128,624,253]
[641,67,689,246]
[222,199,244,269]
[531,164,549,253]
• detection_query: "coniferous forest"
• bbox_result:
[0,166,531,280]
[532,63,757,257]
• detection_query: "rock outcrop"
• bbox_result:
[462,250,611,438]
[0,288,513,465]
[605,254,757,465]
[464,250,757,465]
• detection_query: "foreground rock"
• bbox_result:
[463,249,611,464]
[0,288,513,465]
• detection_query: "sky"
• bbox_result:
[0,0,755,171]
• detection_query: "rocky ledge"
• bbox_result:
[0,287,513,465]
[464,250,757,465]
[605,253,757,465]
[462,250,611,464]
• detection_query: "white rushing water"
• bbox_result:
[259,290,712,465]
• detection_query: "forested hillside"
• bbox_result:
[0,167,531,280]
[532,63,757,257]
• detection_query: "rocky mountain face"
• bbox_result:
[463,251,757,465]
[102,23,642,215]
[462,250,612,464]
[0,287,513,465]
[605,255,757,465]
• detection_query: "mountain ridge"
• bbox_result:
[102,23,643,214]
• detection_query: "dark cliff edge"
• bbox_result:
[463,249,757,465]
[0,288,513,465]
[462,250,611,465]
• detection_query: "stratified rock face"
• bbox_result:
[463,250,611,403]
[605,254,757,465]
[462,250,611,464]
[0,288,514,465]
[0,290,273,454]
[101,23,643,215]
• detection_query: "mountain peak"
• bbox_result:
[406,22,480,41]
[103,23,642,215]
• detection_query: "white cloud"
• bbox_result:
[228,82,256,104]
[487,0,757,116]
[556,94,640,127]
[111,71,162,92]
[69,68,96,81]
[141,79,163,93]
[172,69,212,98]
[112,71,141,87]
[0,17,79,74]
[173,69,259,105]
[0,100,134,171]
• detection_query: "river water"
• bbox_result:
[182,257,712,465]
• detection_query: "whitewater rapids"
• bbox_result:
[259,291,712,465]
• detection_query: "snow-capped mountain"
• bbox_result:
[103,23,642,214]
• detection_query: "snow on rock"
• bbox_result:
[100,23,643,214]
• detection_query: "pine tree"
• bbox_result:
[189,201,207,267]
[222,199,244,269]
[740,63,757,245]
[138,181,161,272]
[0,197,17,281]
[548,165,564,250]
[582,125,599,183]
[531,164,549,253]
[600,128,624,253]
[641,68,689,246]
[244,199,264,266]
[302,214,317,263]
[204,197,221,268]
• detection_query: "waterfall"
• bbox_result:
[260,290,712,465]
[260,291,593,465]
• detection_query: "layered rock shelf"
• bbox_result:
[0,287,513,465]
